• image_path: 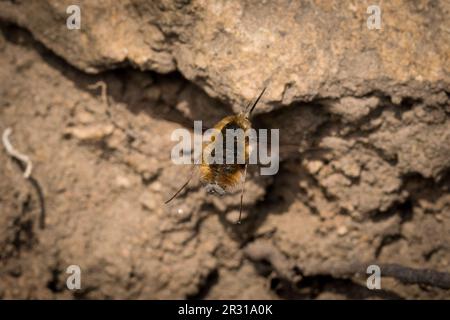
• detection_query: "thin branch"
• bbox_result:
[320,262,450,290]
[244,240,450,290]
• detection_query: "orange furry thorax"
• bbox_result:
[200,114,252,191]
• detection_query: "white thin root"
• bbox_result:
[88,80,137,139]
[2,127,33,179]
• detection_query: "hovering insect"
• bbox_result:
[165,88,267,224]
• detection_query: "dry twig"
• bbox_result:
[244,240,450,290]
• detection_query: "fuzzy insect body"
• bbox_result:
[165,88,266,224]
[200,114,252,196]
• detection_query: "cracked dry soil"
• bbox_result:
[0,24,449,299]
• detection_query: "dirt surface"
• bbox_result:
[0,10,449,299]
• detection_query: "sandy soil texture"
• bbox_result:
[0,1,449,300]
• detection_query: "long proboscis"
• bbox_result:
[246,87,267,117]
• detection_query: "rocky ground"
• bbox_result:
[0,1,449,299]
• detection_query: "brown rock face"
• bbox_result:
[1,0,448,110]
[0,1,449,299]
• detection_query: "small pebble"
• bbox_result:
[337,225,348,236]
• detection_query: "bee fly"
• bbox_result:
[165,88,267,224]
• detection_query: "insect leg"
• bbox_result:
[164,176,192,204]
[164,159,199,204]
[237,163,248,224]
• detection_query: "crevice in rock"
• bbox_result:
[46,265,64,294]
[186,268,219,300]
[375,234,404,258]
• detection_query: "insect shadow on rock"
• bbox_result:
[165,88,267,224]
